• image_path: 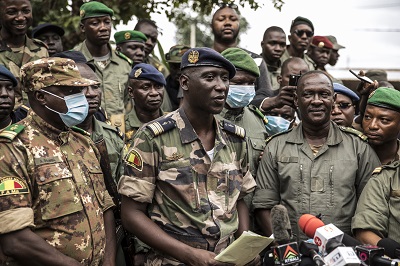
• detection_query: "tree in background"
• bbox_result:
[31,0,283,50]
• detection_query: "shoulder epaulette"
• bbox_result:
[20,104,30,113]
[32,38,48,49]
[0,124,25,140]
[220,120,246,139]
[265,127,293,145]
[248,105,268,125]
[115,51,133,65]
[372,166,383,175]
[71,126,90,136]
[338,126,368,141]
[98,122,125,140]
[146,117,176,137]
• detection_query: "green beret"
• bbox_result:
[80,1,114,20]
[114,30,147,45]
[367,87,400,112]
[221,47,260,77]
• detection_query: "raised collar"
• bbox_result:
[29,110,70,145]
[286,121,343,146]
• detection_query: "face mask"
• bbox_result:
[226,85,256,108]
[265,115,291,135]
[42,90,89,127]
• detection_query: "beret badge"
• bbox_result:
[188,50,199,64]
[318,42,325,48]
[124,32,131,40]
[134,68,142,78]
[368,90,376,99]
[80,10,85,17]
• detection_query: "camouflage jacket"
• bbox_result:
[0,35,48,108]
[0,111,114,265]
[73,41,131,117]
[118,108,256,265]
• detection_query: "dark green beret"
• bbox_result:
[367,87,400,112]
[291,16,314,32]
[114,30,147,45]
[221,47,260,77]
[80,1,114,20]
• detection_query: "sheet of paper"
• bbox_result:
[215,231,274,265]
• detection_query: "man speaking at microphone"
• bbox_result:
[252,70,380,240]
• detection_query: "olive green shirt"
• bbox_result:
[280,48,314,71]
[253,122,381,239]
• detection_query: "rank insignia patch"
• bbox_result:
[188,50,199,63]
[0,177,29,196]
[125,149,143,171]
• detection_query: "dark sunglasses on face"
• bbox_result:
[333,102,353,110]
[294,29,314,38]
[217,3,238,10]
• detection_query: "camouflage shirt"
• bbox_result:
[118,108,256,265]
[0,35,48,108]
[0,111,114,265]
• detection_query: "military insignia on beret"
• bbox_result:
[80,10,85,17]
[318,42,325,48]
[188,50,200,64]
[125,149,143,171]
[124,32,131,40]
[134,68,142,78]
[368,90,376,99]
[0,176,29,196]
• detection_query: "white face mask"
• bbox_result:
[226,85,256,108]
[42,90,89,127]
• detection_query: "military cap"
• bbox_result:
[53,51,96,73]
[114,30,147,45]
[32,23,65,38]
[290,16,314,32]
[129,63,166,86]
[165,45,191,63]
[325,35,345,50]
[365,69,388,82]
[79,1,114,20]
[180,47,236,79]
[367,87,400,112]
[333,83,359,102]
[20,57,98,92]
[221,47,260,77]
[0,65,18,87]
[310,36,333,49]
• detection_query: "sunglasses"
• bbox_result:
[294,29,314,38]
[333,103,353,110]
[217,3,238,10]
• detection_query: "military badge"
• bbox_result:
[0,177,29,196]
[125,149,143,171]
[80,10,85,17]
[188,50,199,64]
[318,41,325,48]
[124,32,131,40]
[134,68,142,78]
[368,90,376,99]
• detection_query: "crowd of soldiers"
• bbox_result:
[0,0,399,266]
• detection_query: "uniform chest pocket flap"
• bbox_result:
[35,164,83,220]
[249,138,266,152]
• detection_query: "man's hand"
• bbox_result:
[356,70,378,96]
[183,248,234,266]
[261,86,296,111]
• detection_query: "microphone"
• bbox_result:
[377,238,400,259]
[324,239,361,266]
[271,205,301,265]
[355,245,399,266]
[299,241,326,266]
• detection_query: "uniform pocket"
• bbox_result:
[88,166,106,209]
[35,164,83,220]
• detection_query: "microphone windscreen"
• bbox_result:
[377,238,400,259]
[298,214,325,238]
[341,233,362,247]
[271,204,292,243]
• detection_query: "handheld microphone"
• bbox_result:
[271,205,301,265]
[324,239,361,266]
[377,238,400,259]
[299,241,326,266]
[355,245,399,266]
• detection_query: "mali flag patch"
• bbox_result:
[125,149,143,171]
[0,177,29,196]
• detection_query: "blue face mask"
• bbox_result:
[42,90,89,127]
[226,85,256,108]
[265,115,291,135]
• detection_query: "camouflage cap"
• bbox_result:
[367,87,400,112]
[80,1,114,21]
[165,45,191,63]
[325,35,345,50]
[114,30,147,45]
[20,57,98,92]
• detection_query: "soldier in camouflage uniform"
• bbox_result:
[0,0,48,109]
[0,57,116,265]
[118,47,256,266]
[125,63,166,148]
[73,1,132,132]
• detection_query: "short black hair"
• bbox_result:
[134,18,158,31]
[263,26,285,40]
[297,70,333,91]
